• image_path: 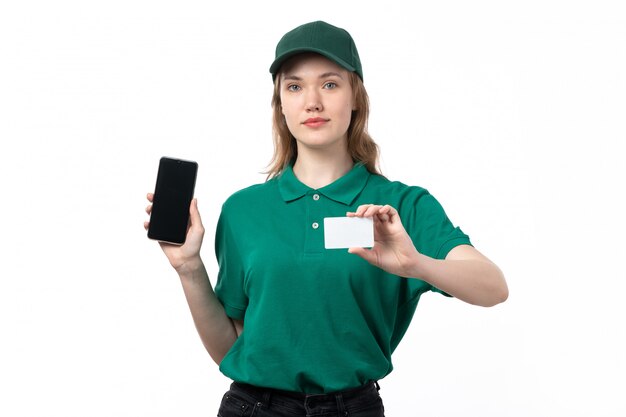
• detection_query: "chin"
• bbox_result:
[296,134,346,149]
[299,140,343,151]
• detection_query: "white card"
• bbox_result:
[324,217,374,249]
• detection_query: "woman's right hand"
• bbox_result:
[144,193,205,273]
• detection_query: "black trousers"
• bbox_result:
[217,380,385,416]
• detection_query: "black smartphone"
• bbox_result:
[147,157,198,245]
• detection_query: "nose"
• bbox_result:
[305,89,323,112]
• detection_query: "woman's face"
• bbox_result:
[279,53,354,153]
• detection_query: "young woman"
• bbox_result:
[145,20,508,417]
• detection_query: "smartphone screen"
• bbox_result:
[147,157,198,245]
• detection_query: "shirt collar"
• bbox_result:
[277,163,371,206]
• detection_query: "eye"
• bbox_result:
[323,82,337,89]
[287,84,301,92]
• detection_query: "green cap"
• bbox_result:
[270,21,363,81]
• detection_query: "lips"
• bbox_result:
[303,117,329,127]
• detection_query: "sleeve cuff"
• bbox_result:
[436,236,473,259]
[221,302,246,320]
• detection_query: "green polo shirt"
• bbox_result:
[214,163,471,393]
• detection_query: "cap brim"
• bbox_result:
[269,47,356,79]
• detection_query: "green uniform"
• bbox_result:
[215,163,471,393]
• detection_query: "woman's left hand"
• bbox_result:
[347,204,420,277]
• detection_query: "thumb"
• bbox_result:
[348,247,378,266]
[189,198,203,227]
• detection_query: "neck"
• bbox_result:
[292,147,354,189]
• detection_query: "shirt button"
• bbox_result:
[313,194,320,201]
[312,222,319,229]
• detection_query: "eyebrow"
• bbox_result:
[282,72,345,81]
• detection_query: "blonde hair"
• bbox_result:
[265,71,382,179]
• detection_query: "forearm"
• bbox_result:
[176,258,239,364]
[410,254,508,307]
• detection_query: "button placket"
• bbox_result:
[304,191,324,254]
[312,193,321,229]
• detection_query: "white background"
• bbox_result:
[1,1,624,416]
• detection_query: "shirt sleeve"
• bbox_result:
[403,188,472,296]
[214,205,248,320]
